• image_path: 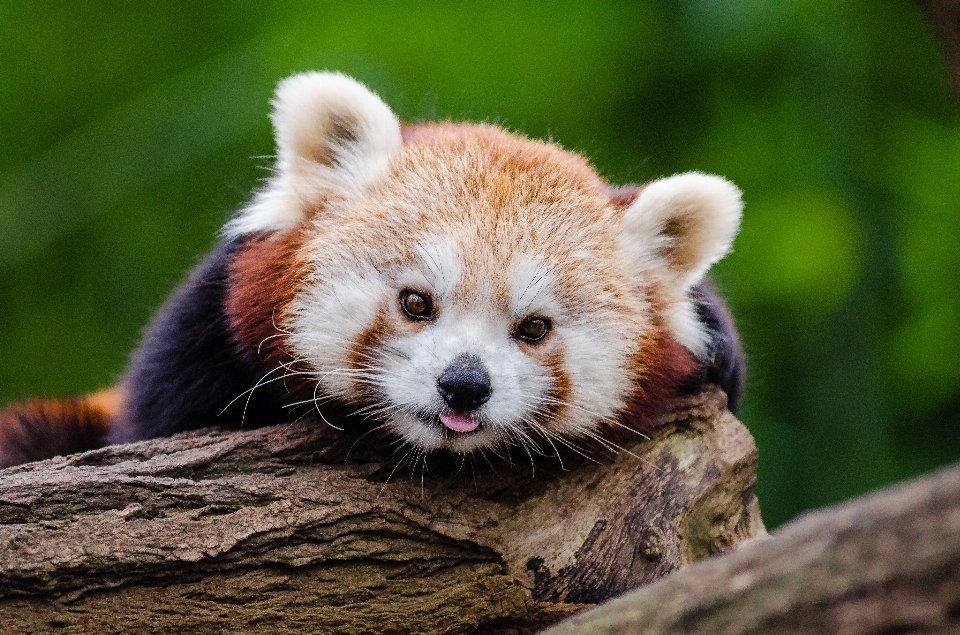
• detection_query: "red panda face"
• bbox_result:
[282,130,653,452]
[228,73,743,455]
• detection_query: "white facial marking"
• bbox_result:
[287,260,389,400]
[404,238,462,300]
[287,239,642,455]
[376,311,555,453]
[511,256,555,316]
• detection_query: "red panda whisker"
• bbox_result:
[421,251,451,291]
[360,404,427,428]
[282,393,339,409]
[465,454,479,484]
[304,382,345,431]
[528,395,646,432]
[346,402,385,418]
[526,394,616,421]
[416,450,430,495]
[355,407,409,424]
[251,310,295,358]
[256,332,290,355]
[514,418,572,466]
[343,422,399,460]
[289,407,314,424]
[522,419,599,465]
[498,421,548,456]
[516,435,551,459]
[220,361,305,417]
[348,399,409,419]
[516,271,550,314]
[318,341,410,369]
[369,345,412,363]
[267,308,295,335]
[518,440,538,476]
[474,447,500,473]
[305,361,387,381]
[381,433,410,450]
[526,394,650,439]
[501,428,543,475]
[575,428,663,473]
[344,394,407,417]
[487,444,513,467]
[312,367,383,381]
[379,444,419,494]
[354,407,404,423]
[594,418,652,439]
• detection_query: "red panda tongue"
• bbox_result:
[439,412,480,433]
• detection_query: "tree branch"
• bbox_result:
[542,459,960,635]
[0,388,762,634]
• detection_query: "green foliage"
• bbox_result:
[1,0,957,527]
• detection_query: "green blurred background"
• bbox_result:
[1,1,958,528]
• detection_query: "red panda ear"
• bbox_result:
[619,172,743,355]
[225,72,402,236]
[621,172,742,288]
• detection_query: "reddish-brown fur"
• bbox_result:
[349,311,393,404]
[0,395,115,468]
[226,230,313,399]
[540,350,573,427]
[620,331,701,435]
[606,184,646,210]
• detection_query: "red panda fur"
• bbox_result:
[0,73,744,469]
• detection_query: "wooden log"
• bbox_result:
[0,388,762,634]
[542,459,960,635]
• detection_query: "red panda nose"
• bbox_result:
[437,354,492,413]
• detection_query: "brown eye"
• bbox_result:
[515,316,551,344]
[400,290,434,320]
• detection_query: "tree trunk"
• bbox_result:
[918,0,960,102]
[542,459,960,635]
[0,388,762,634]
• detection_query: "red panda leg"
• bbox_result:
[0,388,120,469]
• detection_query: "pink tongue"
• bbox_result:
[439,412,480,433]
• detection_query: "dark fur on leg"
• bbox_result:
[682,281,746,415]
[109,237,291,443]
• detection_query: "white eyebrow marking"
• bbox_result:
[511,255,555,315]
[414,237,461,297]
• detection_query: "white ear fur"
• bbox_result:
[225,72,402,236]
[620,172,743,356]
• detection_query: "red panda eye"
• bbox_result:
[515,316,551,343]
[400,290,434,320]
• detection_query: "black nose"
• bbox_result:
[437,354,492,412]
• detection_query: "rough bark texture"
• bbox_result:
[0,388,762,634]
[542,459,960,635]
[918,0,960,101]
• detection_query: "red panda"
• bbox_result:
[0,72,744,469]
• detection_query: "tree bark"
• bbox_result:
[542,459,960,635]
[0,388,762,634]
